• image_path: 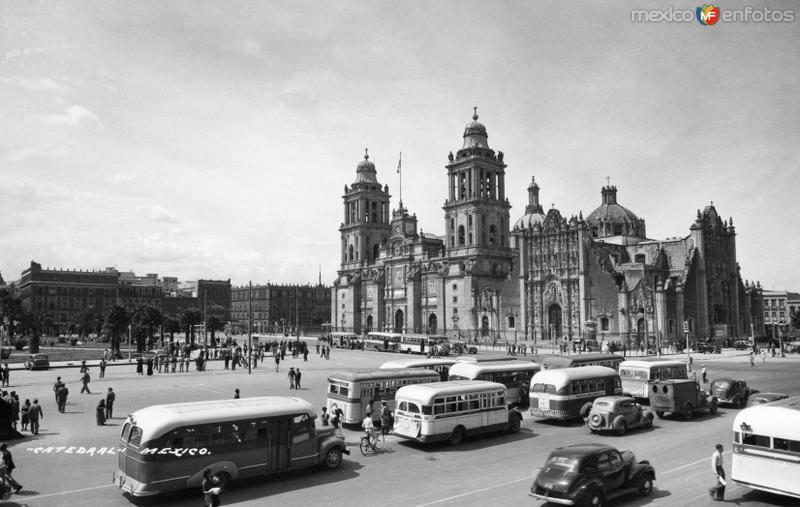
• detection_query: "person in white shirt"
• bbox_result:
[710,443,725,501]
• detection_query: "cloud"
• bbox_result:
[0,76,71,94]
[4,43,79,61]
[44,105,104,129]
[136,204,177,223]
[108,173,136,184]
[5,147,67,161]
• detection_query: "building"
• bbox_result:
[513,182,765,348]
[332,109,764,347]
[231,283,332,334]
[332,110,519,338]
[762,289,799,340]
[197,279,232,322]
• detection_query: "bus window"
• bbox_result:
[773,437,800,452]
[129,426,143,448]
[742,433,771,448]
[291,414,312,444]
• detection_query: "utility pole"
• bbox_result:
[203,289,208,347]
[295,286,300,342]
[248,281,252,375]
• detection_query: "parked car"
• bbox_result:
[709,378,756,408]
[649,379,717,419]
[786,341,800,354]
[694,341,721,353]
[745,392,788,407]
[24,353,50,370]
[530,443,656,506]
[586,396,654,435]
[733,340,752,350]
[450,340,478,355]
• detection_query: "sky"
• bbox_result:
[1,0,798,290]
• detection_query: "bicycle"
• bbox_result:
[359,429,385,456]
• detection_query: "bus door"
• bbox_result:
[289,413,318,469]
[360,383,375,421]
[266,417,291,471]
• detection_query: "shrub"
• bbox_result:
[70,338,79,346]
[13,339,27,351]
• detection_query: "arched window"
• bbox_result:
[348,244,354,262]
[458,225,465,245]
[468,215,472,227]
[489,225,496,246]
[373,244,380,261]
[450,235,454,247]
[600,317,609,331]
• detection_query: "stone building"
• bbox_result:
[231,283,332,334]
[332,110,519,339]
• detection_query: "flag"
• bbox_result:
[397,152,402,173]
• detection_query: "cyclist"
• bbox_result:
[362,410,376,445]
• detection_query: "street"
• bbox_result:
[2,347,798,507]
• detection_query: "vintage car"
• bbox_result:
[694,341,721,354]
[709,378,756,408]
[24,353,50,370]
[586,396,654,435]
[745,392,789,408]
[450,340,478,355]
[530,443,656,506]
[733,340,752,351]
[649,379,717,419]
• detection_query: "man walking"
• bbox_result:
[99,358,107,379]
[56,384,68,413]
[2,363,10,387]
[710,443,726,501]
[274,352,280,372]
[288,367,297,389]
[0,443,22,493]
[701,364,708,384]
[28,399,43,435]
[295,369,302,389]
[52,376,64,403]
[80,369,91,394]
[105,388,115,419]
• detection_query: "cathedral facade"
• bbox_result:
[332,111,764,347]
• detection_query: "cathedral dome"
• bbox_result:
[514,176,545,229]
[354,150,379,185]
[585,185,646,238]
[461,108,490,150]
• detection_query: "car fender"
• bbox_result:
[574,477,605,499]
[627,461,656,483]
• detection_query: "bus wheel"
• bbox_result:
[448,427,464,446]
[213,471,231,490]
[324,447,343,469]
[682,403,693,420]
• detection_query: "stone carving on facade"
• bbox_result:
[480,286,495,313]
[406,265,421,282]
[543,281,562,304]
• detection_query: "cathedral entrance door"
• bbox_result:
[428,314,437,334]
[481,316,490,337]
[394,310,404,333]
[366,315,373,332]
[548,304,562,341]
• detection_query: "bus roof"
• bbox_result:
[619,359,686,368]
[455,354,526,363]
[129,396,314,444]
[380,358,458,369]
[449,360,540,376]
[329,331,358,338]
[533,353,624,367]
[367,332,402,338]
[396,380,506,404]
[531,365,619,384]
[733,396,800,438]
[328,368,441,382]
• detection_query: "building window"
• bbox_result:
[468,233,473,244]
[452,284,457,290]
[489,225,496,246]
[458,226,465,246]
[635,254,645,264]
[600,318,609,331]
[508,316,515,328]
[452,296,458,303]
[468,215,472,227]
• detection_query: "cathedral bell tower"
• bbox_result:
[339,149,392,268]
[443,108,512,261]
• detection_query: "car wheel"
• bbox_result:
[616,420,627,436]
[645,413,654,428]
[583,488,604,507]
[709,399,718,415]
[448,427,464,446]
[324,447,343,469]
[637,475,654,496]
[682,403,693,420]
[589,413,602,427]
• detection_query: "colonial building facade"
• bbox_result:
[333,110,765,347]
[230,282,331,334]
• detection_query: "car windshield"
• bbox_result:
[712,380,733,389]
[594,401,610,408]
[543,455,579,473]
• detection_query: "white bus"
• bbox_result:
[397,334,449,355]
[731,396,800,499]
[326,368,440,425]
[325,331,362,349]
[112,397,346,497]
[393,380,523,445]
[363,332,401,352]
[380,358,459,381]
[618,359,688,398]
[529,366,622,420]
[447,360,540,409]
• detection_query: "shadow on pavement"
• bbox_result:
[395,427,535,453]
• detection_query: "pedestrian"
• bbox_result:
[136,357,144,375]
[99,358,106,379]
[178,354,185,373]
[80,370,91,394]
[0,443,22,493]
[9,393,18,430]
[96,399,106,425]
[202,468,222,507]
[295,368,302,389]
[56,384,68,413]
[330,406,342,430]
[316,342,320,355]
[321,406,330,425]
[146,358,154,376]
[749,351,755,367]
[79,358,87,374]
[288,367,296,389]
[20,400,29,432]
[274,353,280,372]
[761,349,767,365]
[701,364,707,384]
[234,388,240,399]
[52,376,64,403]
[2,363,9,387]
[710,443,726,501]
[28,399,43,435]
[106,388,115,419]
[171,355,177,373]
[303,349,308,362]
[380,400,393,436]
[224,352,230,370]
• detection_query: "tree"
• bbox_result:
[18,309,52,353]
[162,317,181,343]
[133,305,163,351]
[791,310,800,335]
[180,308,202,347]
[104,305,131,354]
[206,316,224,347]
[71,309,100,340]
[0,290,22,344]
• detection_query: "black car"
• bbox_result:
[709,378,755,408]
[695,341,721,353]
[530,443,655,506]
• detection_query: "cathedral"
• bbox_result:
[331,111,764,348]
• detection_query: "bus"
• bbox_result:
[531,353,624,371]
[380,358,459,381]
[326,331,362,349]
[618,359,688,399]
[363,332,401,352]
[393,381,523,445]
[326,368,440,425]
[447,360,540,409]
[529,366,622,420]
[397,334,449,355]
[455,354,526,363]
[731,396,800,499]
[112,397,347,497]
